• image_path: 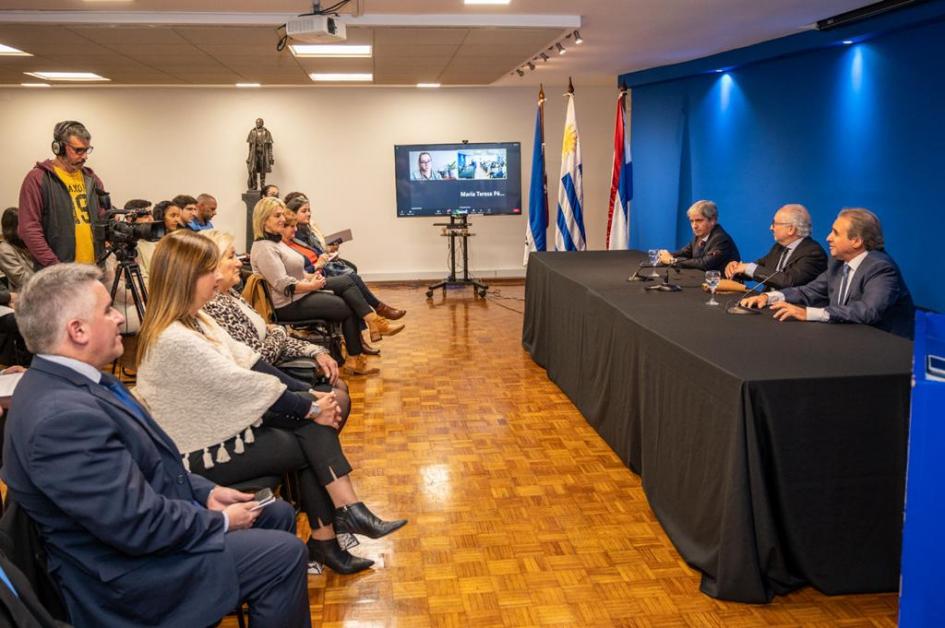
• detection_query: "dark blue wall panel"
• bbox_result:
[626,11,945,312]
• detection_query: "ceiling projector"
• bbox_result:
[285,15,348,43]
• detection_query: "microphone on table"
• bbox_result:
[645,262,682,292]
[725,268,785,315]
[627,260,657,282]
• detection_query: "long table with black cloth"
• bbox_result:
[522,250,911,603]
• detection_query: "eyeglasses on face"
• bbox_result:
[67,144,93,155]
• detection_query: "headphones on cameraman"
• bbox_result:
[51,120,87,156]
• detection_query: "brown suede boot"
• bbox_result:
[343,354,379,376]
[365,313,405,343]
[375,303,406,320]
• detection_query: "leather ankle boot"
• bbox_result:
[365,313,405,343]
[360,335,381,356]
[334,502,408,540]
[375,303,407,320]
[343,354,379,375]
[307,538,374,575]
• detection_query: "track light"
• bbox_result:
[556,42,566,55]
[527,61,536,71]
[540,52,549,62]
[573,30,583,44]
[516,68,525,77]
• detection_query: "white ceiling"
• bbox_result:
[0,0,877,87]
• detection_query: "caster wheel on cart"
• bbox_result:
[425,290,433,298]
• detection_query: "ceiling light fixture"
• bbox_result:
[573,30,583,44]
[417,83,441,88]
[527,61,536,71]
[515,68,525,77]
[842,39,854,45]
[0,44,31,56]
[289,44,372,58]
[236,82,261,88]
[540,52,549,62]
[24,71,109,82]
[464,0,512,4]
[556,42,566,55]
[309,73,373,82]
[21,83,50,88]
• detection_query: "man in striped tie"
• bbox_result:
[724,204,827,290]
[739,208,915,339]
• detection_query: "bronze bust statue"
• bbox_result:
[246,118,274,191]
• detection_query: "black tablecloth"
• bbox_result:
[523,250,912,603]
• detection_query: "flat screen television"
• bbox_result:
[394,142,522,217]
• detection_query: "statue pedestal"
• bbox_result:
[242,190,262,253]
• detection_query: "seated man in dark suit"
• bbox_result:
[658,199,740,271]
[740,208,914,339]
[724,203,828,289]
[1,264,311,628]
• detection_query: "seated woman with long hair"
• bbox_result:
[200,229,351,420]
[0,207,37,292]
[134,229,407,574]
[250,197,393,375]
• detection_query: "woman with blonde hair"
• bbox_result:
[135,230,407,574]
[250,197,396,375]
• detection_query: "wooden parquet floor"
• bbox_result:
[67,279,903,627]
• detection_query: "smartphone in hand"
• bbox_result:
[250,488,276,511]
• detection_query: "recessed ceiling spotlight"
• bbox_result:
[715,69,725,73]
[289,44,372,58]
[515,68,525,77]
[417,83,441,88]
[24,71,109,82]
[0,44,31,56]
[236,82,261,88]
[527,61,536,71]
[573,30,583,44]
[21,83,50,87]
[464,0,511,4]
[539,52,549,62]
[309,73,373,82]
[842,40,854,45]
[556,43,566,55]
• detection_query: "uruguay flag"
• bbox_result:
[555,87,586,251]
[606,89,632,250]
[524,87,548,265]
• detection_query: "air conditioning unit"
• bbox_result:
[285,15,347,43]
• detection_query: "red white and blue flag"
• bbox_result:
[606,88,632,250]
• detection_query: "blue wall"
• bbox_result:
[623,5,945,312]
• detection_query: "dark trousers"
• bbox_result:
[188,420,352,527]
[226,500,311,628]
[276,292,363,355]
[0,314,30,367]
[323,274,373,317]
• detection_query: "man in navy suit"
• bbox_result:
[724,204,828,290]
[658,200,740,271]
[1,264,311,628]
[740,208,914,339]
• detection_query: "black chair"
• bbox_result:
[257,276,344,361]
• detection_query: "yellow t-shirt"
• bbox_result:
[53,165,95,264]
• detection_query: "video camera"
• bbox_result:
[92,191,165,262]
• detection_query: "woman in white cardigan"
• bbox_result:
[135,230,407,574]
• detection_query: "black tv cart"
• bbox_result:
[426,213,488,299]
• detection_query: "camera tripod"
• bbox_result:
[98,244,149,327]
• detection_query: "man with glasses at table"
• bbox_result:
[17,120,108,267]
[724,203,827,290]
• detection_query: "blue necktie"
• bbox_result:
[837,264,851,305]
[101,377,147,423]
[0,564,19,599]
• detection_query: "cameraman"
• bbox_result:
[17,120,108,267]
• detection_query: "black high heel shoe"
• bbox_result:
[307,538,374,575]
[333,502,408,548]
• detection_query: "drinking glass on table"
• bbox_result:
[705,270,721,306]
[647,249,661,277]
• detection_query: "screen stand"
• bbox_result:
[426,214,489,299]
